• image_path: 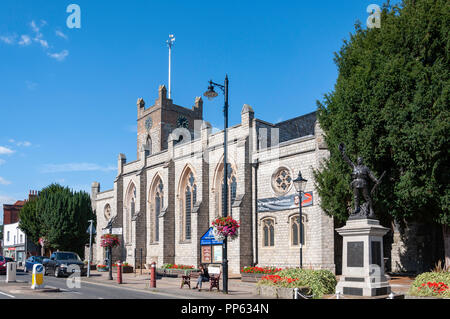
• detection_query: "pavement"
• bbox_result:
[77,270,416,299]
[80,270,265,299]
[0,268,415,299]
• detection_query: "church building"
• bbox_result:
[90,84,336,274]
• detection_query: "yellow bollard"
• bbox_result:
[31,263,44,290]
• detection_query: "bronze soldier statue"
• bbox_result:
[338,143,381,219]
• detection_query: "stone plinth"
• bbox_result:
[335,218,391,297]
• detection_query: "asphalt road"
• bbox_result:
[0,271,180,299]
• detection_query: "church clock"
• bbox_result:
[176,116,189,129]
[145,117,153,131]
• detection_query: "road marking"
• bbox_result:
[0,290,16,298]
[79,279,193,299]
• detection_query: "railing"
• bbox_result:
[293,288,397,299]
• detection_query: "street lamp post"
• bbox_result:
[102,216,115,280]
[293,171,307,269]
[108,228,113,280]
[204,75,229,294]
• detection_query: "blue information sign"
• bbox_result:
[200,227,223,246]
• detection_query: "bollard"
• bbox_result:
[388,292,394,299]
[117,261,123,284]
[31,264,44,289]
[293,288,299,299]
[6,262,16,283]
[150,262,156,288]
[336,291,341,299]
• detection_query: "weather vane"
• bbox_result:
[167,34,175,99]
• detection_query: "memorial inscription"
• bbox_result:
[371,241,382,267]
[347,241,364,267]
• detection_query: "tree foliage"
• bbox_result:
[19,184,96,257]
[314,0,449,225]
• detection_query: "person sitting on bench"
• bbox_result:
[193,264,209,291]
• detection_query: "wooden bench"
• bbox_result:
[180,271,199,289]
[208,266,221,291]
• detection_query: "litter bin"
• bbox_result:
[6,262,17,283]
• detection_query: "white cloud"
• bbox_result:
[0,177,11,185]
[47,49,69,61]
[0,146,14,155]
[26,80,38,91]
[55,30,68,40]
[37,39,49,49]
[41,162,116,173]
[2,20,69,62]
[0,35,16,44]
[17,141,32,147]
[18,34,32,46]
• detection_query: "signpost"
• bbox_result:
[200,228,223,265]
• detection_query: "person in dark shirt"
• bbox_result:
[193,264,209,291]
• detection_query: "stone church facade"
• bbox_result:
[90,85,336,274]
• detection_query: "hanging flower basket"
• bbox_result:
[100,234,120,248]
[212,216,240,241]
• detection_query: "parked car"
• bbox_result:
[42,252,87,277]
[0,256,7,275]
[24,256,47,273]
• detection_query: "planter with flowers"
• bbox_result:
[212,216,240,241]
[241,266,283,282]
[158,264,199,277]
[112,262,134,273]
[100,234,120,249]
[84,260,97,271]
[97,264,109,272]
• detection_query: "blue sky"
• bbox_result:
[0,0,388,223]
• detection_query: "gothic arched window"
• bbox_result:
[262,218,275,247]
[291,215,305,247]
[181,171,196,241]
[217,164,237,217]
[125,183,136,244]
[146,135,152,155]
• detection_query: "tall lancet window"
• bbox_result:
[218,164,237,217]
[146,135,152,155]
[154,181,163,242]
[126,183,136,244]
[182,171,196,241]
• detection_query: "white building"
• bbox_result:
[91,85,336,274]
[3,222,27,265]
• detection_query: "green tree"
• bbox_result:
[314,0,449,265]
[18,196,40,244]
[19,184,96,258]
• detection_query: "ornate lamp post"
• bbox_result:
[204,75,229,294]
[102,216,116,280]
[293,171,307,269]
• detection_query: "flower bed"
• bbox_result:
[97,264,109,272]
[256,268,337,299]
[112,263,134,273]
[241,267,283,282]
[161,264,195,270]
[408,272,450,298]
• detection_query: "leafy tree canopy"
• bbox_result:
[315,0,449,225]
[19,183,96,257]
